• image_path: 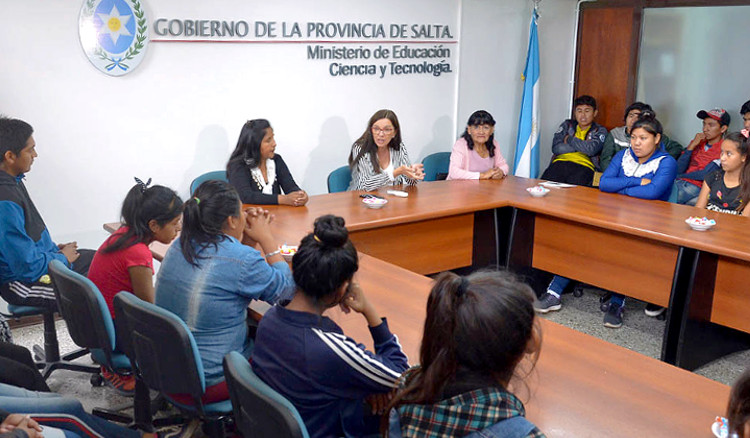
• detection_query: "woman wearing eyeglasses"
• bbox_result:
[447,110,509,180]
[347,109,425,191]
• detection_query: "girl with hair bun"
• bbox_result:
[155,180,294,403]
[386,270,544,438]
[537,112,678,325]
[695,131,750,216]
[252,214,409,438]
[88,178,183,394]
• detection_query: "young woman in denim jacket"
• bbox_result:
[155,180,294,403]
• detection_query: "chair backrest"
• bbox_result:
[47,259,117,362]
[422,152,451,182]
[223,351,309,438]
[113,293,206,406]
[190,170,228,195]
[327,166,352,193]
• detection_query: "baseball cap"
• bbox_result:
[697,108,731,126]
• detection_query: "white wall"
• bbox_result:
[1,0,577,248]
[458,0,579,168]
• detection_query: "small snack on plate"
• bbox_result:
[279,244,298,262]
[685,216,717,231]
[362,197,388,209]
[526,186,550,197]
[712,416,738,438]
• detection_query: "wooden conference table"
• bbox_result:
[108,221,730,437]
[331,253,729,438]
[258,177,750,371]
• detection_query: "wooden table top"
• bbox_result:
[258,177,750,263]
[333,254,730,438]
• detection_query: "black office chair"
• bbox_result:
[113,293,232,437]
[223,351,308,438]
[1,280,98,379]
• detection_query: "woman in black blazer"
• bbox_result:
[227,119,308,206]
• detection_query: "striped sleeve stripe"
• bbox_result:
[322,330,404,380]
[9,281,55,299]
[31,414,106,438]
[312,328,401,387]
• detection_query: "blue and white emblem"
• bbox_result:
[79,0,149,76]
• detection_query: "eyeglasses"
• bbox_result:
[372,127,395,135]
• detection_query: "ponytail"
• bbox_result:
[180,180,241,266]
[104,178,183,253]
[387,271,539,410]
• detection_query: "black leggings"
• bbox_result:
[541,161,594,187]
[0,249,95,310]
[0,342,50,392]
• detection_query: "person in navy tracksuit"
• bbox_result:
[252,215,408,438]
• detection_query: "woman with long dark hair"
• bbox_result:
[155,180,294,403]
[227,119,308,206]
[386,271,544,437]
[348,109,424,191]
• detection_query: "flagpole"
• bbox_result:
[513,1,541,178]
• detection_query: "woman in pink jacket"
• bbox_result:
[447,110,509,180]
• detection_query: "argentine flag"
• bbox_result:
[514,8,540,178]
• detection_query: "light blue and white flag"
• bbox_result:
[514,7,540,178]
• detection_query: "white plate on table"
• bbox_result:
[685,217,716,231]
[362,197,388,209]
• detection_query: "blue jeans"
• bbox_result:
[550,276,626,308]
[547,275,570,296]
[672,179,701,205]
[0,382,139,438]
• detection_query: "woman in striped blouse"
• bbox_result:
[348,109,424,191]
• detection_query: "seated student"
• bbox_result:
[87,179,183,394]
[0,117,94,310]
[540,95,608,186]
[252,215,408,438]
[672,108,730,205]
[386,271,544,438]
[0,382,188,438]
[536,112,677,327]
[600,102,683,170]
[155,180,294,403]
[348,109,424,191]
[226,119,308,206]
[742,100,750,132]
[695,131,750,216]
[727,367,750,438]
[447,110,509,180]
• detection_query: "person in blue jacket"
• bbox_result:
[0,117,94,310]
[536,111,676,328]
[252,215,409,438]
